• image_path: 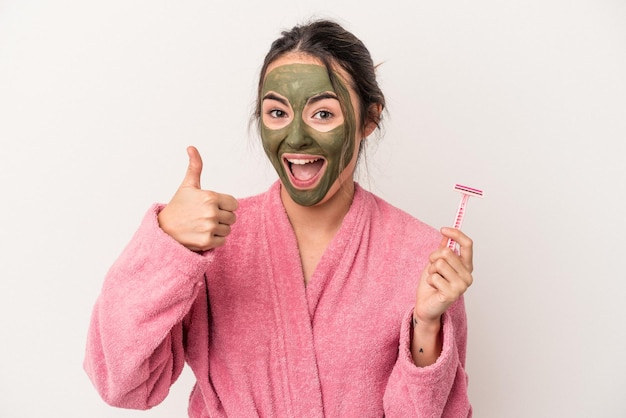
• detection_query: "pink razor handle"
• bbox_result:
[447,184,483,255]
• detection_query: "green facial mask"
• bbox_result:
[261,64,357,206]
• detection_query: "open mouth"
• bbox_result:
[282,154,327,189]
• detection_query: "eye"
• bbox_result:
[268,109,288,119]
[312,110,333,120]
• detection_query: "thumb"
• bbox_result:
[181,146,203,188]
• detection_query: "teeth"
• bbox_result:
[286,158,320,165]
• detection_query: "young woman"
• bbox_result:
[85,19,474,417]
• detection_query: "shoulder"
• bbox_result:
[235,190,267,215]
[233,182,280,217]
[357,185,441,251]
[227,182,284,240]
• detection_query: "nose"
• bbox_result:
[284,117,313,149]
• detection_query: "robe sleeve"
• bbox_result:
[383,297,472,417]
[83,204,212,409]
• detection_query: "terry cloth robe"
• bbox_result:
[84,181,471,417]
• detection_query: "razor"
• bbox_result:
[447,184,484,255]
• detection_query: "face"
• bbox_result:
[260,55,360,206]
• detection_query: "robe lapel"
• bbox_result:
[261,182,324,416]
[305,184,369,318]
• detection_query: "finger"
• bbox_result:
[182,146,203,189]
[193,236,226,252]
[429,247,469,275]
[426,274,456,304]
[441,228,473,252]
[440,227,473,270]
[429,254,473,288]
[217,209,237,226]
[211,223,232,238]
[217,194,239,212]
[208,236,226,249]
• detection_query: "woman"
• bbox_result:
[85,19,474,417]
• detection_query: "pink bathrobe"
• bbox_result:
[84,182,471,417]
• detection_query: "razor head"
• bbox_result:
[454,184,484,198]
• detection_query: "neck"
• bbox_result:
[280,180,355,234]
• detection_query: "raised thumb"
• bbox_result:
[181,146,203,188]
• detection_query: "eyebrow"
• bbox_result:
[307,92,339,105]
[262,92,289,107]
[262,91,339,107]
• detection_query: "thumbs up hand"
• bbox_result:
[157,146,239,252]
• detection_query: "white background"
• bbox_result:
[1,1,625,417]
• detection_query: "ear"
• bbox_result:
[363,103,383,138]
